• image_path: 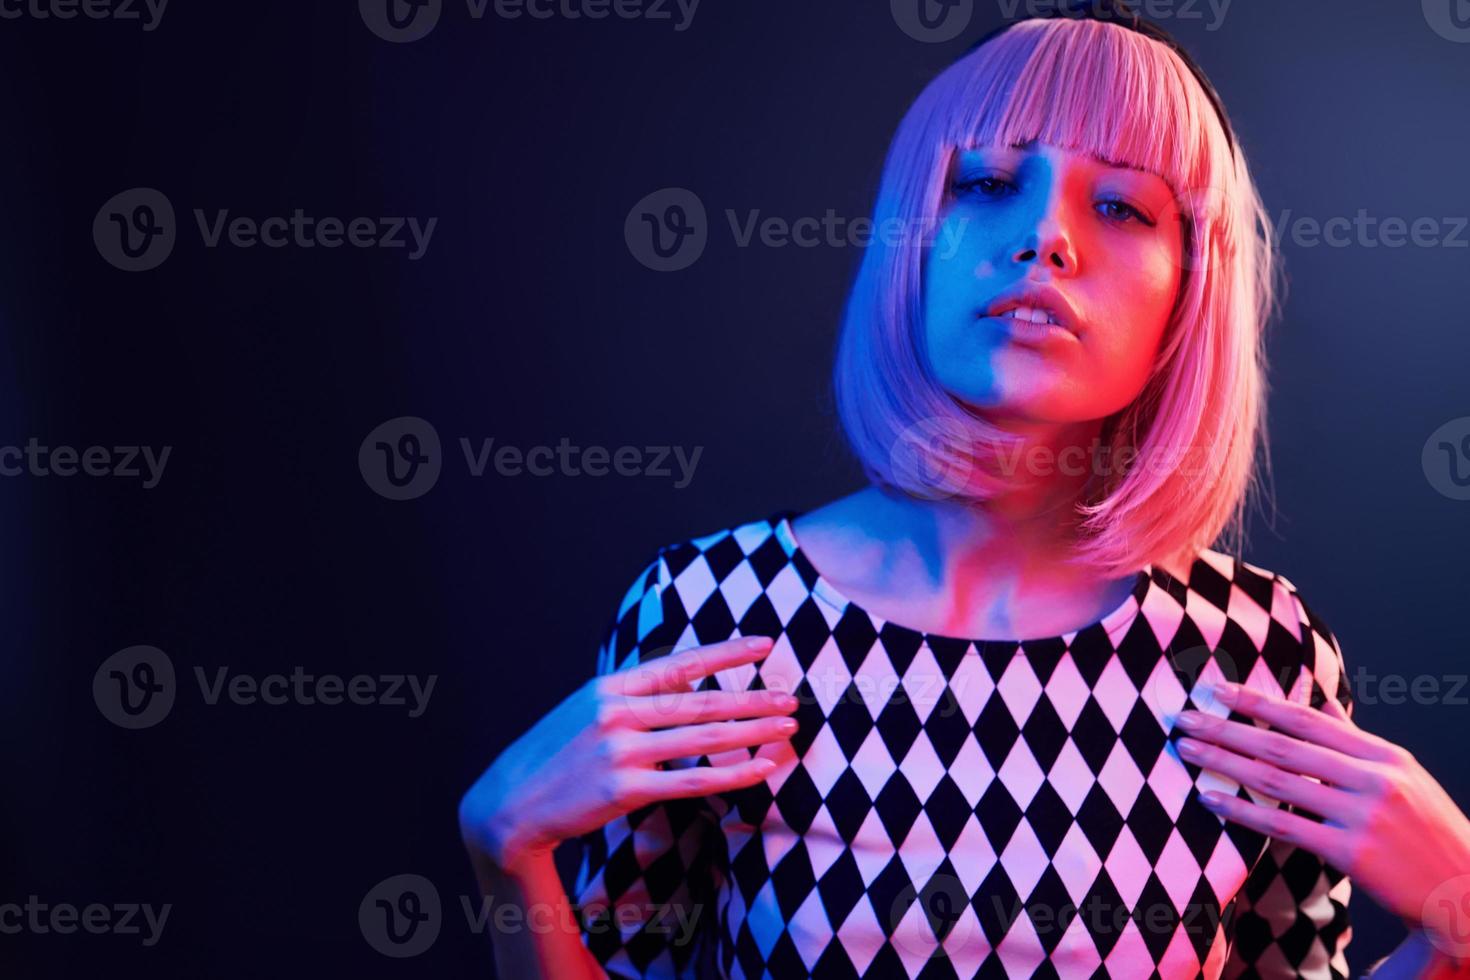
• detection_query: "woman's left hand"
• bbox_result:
[1173,679,1470,961]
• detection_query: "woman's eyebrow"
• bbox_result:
[1002,139,1158,177]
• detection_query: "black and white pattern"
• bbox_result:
[568,510,1354,979]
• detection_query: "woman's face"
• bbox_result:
[922,140,1185,424]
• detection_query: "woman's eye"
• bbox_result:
[1098,198,1154,226]
[953,176,1014,198]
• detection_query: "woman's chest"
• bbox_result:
[700,644,1267,977]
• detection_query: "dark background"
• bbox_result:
[3,1,1468,976]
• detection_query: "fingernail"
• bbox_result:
[1175,711,1200,728]
[1177,737,1202,755]
[779,694,799,709]
[776,718,798,732]
[745,636,772,650]
[754,757,776,773]
[1199,790,1225,808]
[1213,681,1239,704]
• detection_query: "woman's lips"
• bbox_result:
[976,313,1079,346]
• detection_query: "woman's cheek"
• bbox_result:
[1136,233,1187,315]
[1109,244,1182,345]
[1081,293,1169,395]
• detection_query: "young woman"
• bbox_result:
[458,6,1470,977]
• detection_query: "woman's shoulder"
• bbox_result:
[598,512,791,675]
[597,509,804,671]
[645,508,803,590]
[1166,547,1350,711]
[605,509,805,621]
[1166,547,1335,645]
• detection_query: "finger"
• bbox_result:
[1318,692,1352,724]
[626,755,779,801]
[622,687,798,730]
[1212,681,1393,762]
[1199,789,1348,867]
[614,636,775,697]
[623,716,797,767]
[1176,735,1356,818]
[1175,711,1377,791]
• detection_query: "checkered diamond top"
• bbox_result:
[568,510,1354,979]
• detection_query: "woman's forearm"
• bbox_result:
[1363,928,1470,979]
[468,847,607,980]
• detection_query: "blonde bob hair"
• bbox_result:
[831,17,1280,576]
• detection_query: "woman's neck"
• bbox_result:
[792,481,1143,641]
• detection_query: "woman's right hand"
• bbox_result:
[458,635,798,878]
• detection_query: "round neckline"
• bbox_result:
[772,509,1156,649]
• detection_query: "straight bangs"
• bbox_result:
[832,17,1277,576]
[946,19,1222,211]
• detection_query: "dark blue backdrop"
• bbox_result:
[3,1,1468,976]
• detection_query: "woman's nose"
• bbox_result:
[1011,223,1075,272]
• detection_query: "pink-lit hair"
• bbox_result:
[831,17,1279,576]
